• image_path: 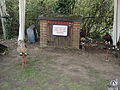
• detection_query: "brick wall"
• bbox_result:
[72,21,80,49]
[39,19,80,49]
[40,20,48,46]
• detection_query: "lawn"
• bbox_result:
[0,41,120,90]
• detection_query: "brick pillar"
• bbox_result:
[72,21,80,49]
[40,20,48,47]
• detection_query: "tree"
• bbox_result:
[0,0,11,39]
[54,0,76,14]
[74,0,113,40]
[0,0,114,40]
[18,0,26,41]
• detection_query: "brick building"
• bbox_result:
[38,17,82,49]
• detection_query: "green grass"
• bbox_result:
[0,53,109,90]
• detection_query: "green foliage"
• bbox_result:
[54,0,76,14]
[78,0,114,38]
[4,16,13,39]
[5,0,19,39]
[0,0,114,39]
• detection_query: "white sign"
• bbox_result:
[52,25,68,36]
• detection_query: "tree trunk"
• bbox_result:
[112,0,120,46]
[18,0,26,41]
[17,0,26,54]
[0,0,8,39]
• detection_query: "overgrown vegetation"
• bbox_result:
[0,0,113,39]
[54,0,76,14]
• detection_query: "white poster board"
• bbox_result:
[52,25,68,36]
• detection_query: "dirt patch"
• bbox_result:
[0,39,120,90]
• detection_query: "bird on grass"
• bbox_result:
[17,40,28,67]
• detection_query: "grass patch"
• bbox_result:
[69,68,80,72]
[80,64,100,79]
[1,53,109,90]
[37,46,56,49]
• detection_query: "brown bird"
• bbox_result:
[17,40,27,67]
